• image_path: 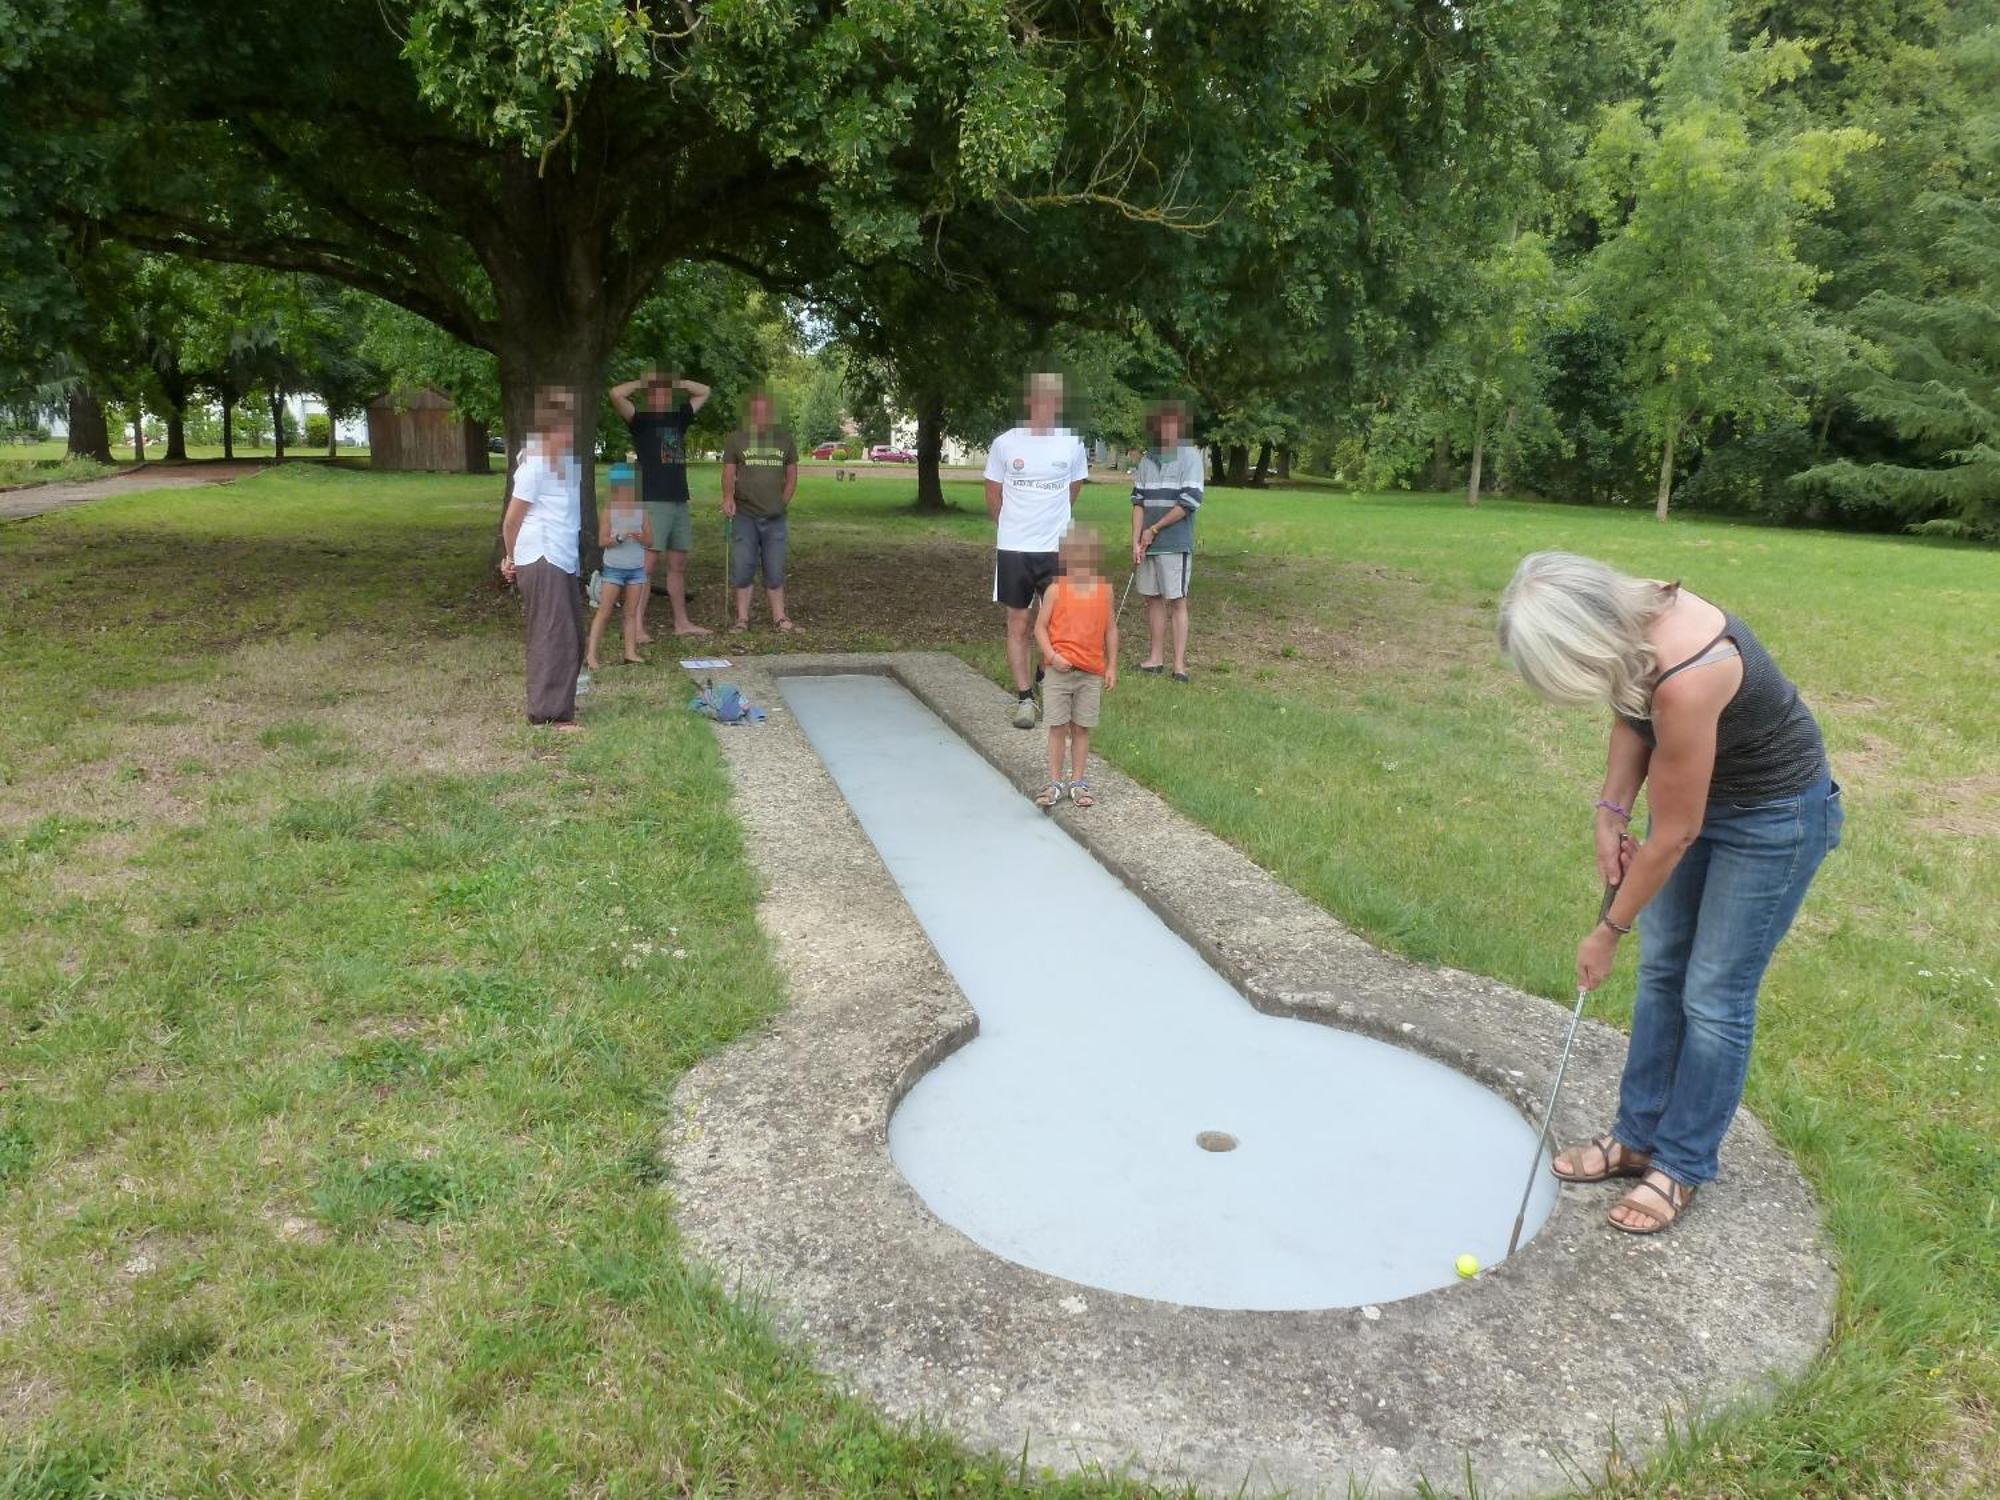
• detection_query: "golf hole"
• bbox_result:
[1196,1131,1239,1153]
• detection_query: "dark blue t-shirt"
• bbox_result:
[626,406,696,504]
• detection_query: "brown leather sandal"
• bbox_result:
[1609,1170,1697,1235]
[1551,1133,1652,1184]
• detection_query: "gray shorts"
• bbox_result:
[730,512,789,589]
[643,501,692,555]
[1136,551,1192,600]
[1042,666,1103,728]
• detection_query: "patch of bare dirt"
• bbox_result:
[0,1239,62,1427]
[1921,773,2000,840]
[0,461,268,523]
[1831,731,1900,794]
[724,535,997,652]
[748,532,1493,688]
[4,630,528,842]
[1912,1387,1999,1498]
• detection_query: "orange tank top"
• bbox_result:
[1046,574,1112,676]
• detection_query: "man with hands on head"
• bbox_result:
[610,367,711,640]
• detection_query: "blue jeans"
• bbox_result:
[730,512,789,589]
[1613,773,1843,1187]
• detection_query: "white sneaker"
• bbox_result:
[1010,696,1037,729]
[575,670,593,697]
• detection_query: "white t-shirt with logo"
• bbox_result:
[984,427,1088,552]
[510,445,581,575]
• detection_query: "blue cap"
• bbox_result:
[607,462,636,487]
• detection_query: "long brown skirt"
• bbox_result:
[518,558,584,723]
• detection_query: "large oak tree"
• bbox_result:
[5,0,1377,545]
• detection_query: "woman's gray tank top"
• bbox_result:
[1617,611,1827,800]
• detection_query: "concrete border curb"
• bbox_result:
[667,651,1835,1498]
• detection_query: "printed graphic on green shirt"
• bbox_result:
[724,428,799,517]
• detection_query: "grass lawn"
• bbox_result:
[1,464,1993,1497]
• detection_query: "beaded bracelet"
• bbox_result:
[1594,798,1631,821]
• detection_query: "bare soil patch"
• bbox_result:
[5,631,526,841]
[0,460,268,523]
[1922,772,2000,840]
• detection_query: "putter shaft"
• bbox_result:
[1505,880,1620,1258]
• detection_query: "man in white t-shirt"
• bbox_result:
[985,372,1089,728]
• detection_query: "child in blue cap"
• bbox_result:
[588,462,654,669]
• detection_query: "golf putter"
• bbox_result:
[1505,875,1623,1258]
[722,517,734,631]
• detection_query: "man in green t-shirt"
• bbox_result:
[721,389,800,631]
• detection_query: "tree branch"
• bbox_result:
[92,212,494,348]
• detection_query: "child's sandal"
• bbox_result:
[1068,780,1095,807]
[1033,782,1065,809]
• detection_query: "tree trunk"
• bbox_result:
[1250,441,1273,487]
[222,395,235,460]
[1492,405,1517,494]
[1276,446,1292,481]
[911,392,946,512]
[327,411,338,458]
[1466,407,1485,507]
[1655,424,1678,521]
[494,334,613,581]
[270,391,286,461]
[66,387,112,463]
[1208,442,1226,483]
[1427,432,1452,492]
[159,353,191,461]
[1225,444,1250,486]
[131,407,146,463]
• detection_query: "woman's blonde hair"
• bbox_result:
[1497,552,1675,717]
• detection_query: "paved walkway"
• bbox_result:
[0,461,268,523]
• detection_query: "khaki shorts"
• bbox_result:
[1136,551,1192,600]
[643,501,693,554]
[1042,666,1103,728]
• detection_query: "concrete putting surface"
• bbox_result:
[781,672,1557,1309]
[669,652,1836,1497]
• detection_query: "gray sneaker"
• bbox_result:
[1010,695,1037,729]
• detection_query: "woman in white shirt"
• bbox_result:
[500,388,585,727]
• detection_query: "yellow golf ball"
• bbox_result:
[1455,1253,1480,1279]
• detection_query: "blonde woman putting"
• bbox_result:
[1497,552,1842,1235]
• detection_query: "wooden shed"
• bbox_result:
[365,388,491,473]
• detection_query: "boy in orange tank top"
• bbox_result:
[1032,524,1119,807]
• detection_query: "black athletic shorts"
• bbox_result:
[993,549,1061,609]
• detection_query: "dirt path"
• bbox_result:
[0,461,269,523]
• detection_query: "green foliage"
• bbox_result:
[1581,0,1875,513]
[1677,419,1820,518]
[315,1154,475,1229]
[788,355,850,448]
[303,412,331,448]
[1794,28,2000,536]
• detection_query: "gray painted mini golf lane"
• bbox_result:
[780,673,1558,1310]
